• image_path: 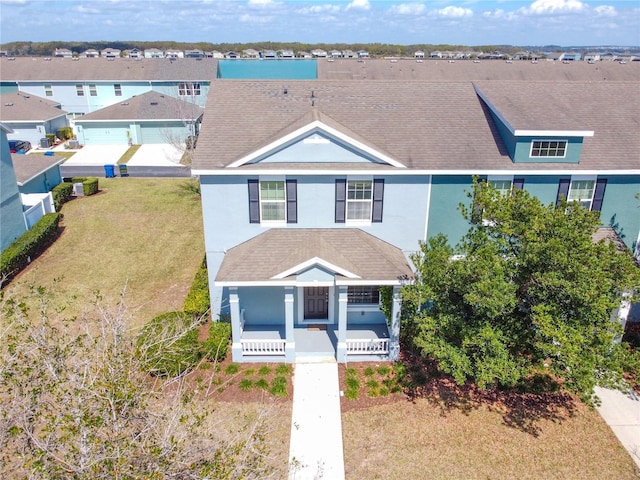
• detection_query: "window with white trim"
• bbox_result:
[44,84,53,97]
[260,181,286,222]
[488,178,513,197]
[75,84,84,96]
[178,82,201,96]
[568,178,596,209]
[114,84,122,96]
[347,180,372,221]
[347,286,380,305]
[89,84,97,96]
[530,140,567,158]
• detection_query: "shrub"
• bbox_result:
[363,367,375,376]
[184,257,210,316]
[136,312,201,377]
[45,133,56,145]
[258,365,272,376]
[0,213,61,281]
[275,364,291,375]
[255,378,269,390]
[224,363,240,375]
[270,376,288,397]
[239,379,253,391]
[52,182,73,211]
[201,320,231,361]
[57,126,73,140]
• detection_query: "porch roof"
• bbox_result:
[215,228,414,286]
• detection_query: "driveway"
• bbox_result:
[62,145,129,165]
[128,144,184,166]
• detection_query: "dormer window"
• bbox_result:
[530,140,567,158]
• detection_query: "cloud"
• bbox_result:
[594,5,617,17]
[247,0,276,5]
[436,6,473,18]
[389,3,426,15]
[239,13,274,23]
[524,0,587,15]
[297,4,341,15]
[346,0,370,11]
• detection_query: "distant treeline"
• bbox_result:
[1,41,537,57]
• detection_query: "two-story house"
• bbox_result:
[192,79,640,365]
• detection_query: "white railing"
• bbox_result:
[241,339,286,356]
[346,339,389,355]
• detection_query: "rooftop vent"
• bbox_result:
[150,102,158,105]
[4,102,13,106]
[120,102,129,106]
[283,87,288,94]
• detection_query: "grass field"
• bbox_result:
[4,177,205,329]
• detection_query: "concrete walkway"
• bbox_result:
[595,386,640,468]
[288,361,345,480]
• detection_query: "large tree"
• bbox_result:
[403,180,640,402]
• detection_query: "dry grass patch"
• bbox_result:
[4,177,204,328]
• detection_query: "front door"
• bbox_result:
[304,287,328,319]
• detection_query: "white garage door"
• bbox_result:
[79,122,130,145]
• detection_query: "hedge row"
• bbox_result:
[52,182,73,211]
[70,177,99,196]
[183,256,210,316]
[0,213,61,281]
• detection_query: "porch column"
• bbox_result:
[284,286,296,363]
[229,287,243,361]
[336,285,348,362]
[389,286,402,361]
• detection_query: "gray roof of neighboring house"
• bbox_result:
[74,91,204,122]
[0,57,217,82]
[215,228,414,283]
[11,153,64,185]
[193,79,639,172]
[0,92,67,122]
[317,58,640,82]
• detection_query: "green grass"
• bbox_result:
[117,145,141,164]
[258,365,272,376]
[244,368,255,376]
[255,378,269,390]
[224,363,240,375]
[239,379,253,391]
[4,178,204,328]
[363,367,375,376]
[275,364,291,375]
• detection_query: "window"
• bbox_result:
[44,84,53,97]
[89,84,97,96]
[114,84,122,96]
[260,181,286,222]
[248,179,297,224]
[348,286,380,305]
[178,82,201,96]
[335,178,384,223]
[568,179,595,209]
[75,84,84,96]
[347,180,372,220]
[530,140,567,158]
[488,179,512,197]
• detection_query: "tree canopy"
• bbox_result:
[403,180,640,403]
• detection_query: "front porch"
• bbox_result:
[238,322,392,362]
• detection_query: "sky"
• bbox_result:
[0,0,638,47]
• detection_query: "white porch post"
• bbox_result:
[229,287,243,361]
[336,285,348,362]
[389,286,402,361]
[284,286,296,363]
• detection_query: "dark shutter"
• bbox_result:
[556,178,570,206]
[372,178,384,223]
[591,178,607,212]
[335,179,346,223]
[513,178,525,190]
[248,179,260,223]
[286,179,297,223]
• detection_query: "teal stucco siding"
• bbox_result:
[426,175,474,247]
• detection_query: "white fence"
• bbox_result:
[241,339,286,356]
[346,338,389,355]
[21,192,54,229]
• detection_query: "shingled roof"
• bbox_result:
[0,57,217,82]
[11,153,64,185]
[0,92,67,121]
[75,91,203,122]
[193,79,639,172]
[215,228,414,284]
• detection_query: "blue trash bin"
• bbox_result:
[104,164,115,178]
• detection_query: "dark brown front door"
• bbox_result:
[304,287,328,319]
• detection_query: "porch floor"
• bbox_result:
[241,323,389,355]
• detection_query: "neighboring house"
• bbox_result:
[414,51,425,59]
[101,48,121,59]
[80,49,100,58]
[12,153,61,228]
[559,52,582,62]
[192,79,640,365]
[298,51,312,59]
[280,50,295,59]
[165,50,184,59]
[0,123,27,252]
[127,48,143,59]
[0,56,216,114]
[224,51,239,59]
[357,50,370,58]
[144,48,164,59]
[329,50,342,58]
[0,92,69,147]
[311,49,327,58]
[185,50,205,59]
[262,50,278,59]
[74,91,203,145]
[243,49,260,59]
[54,48,73,58]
